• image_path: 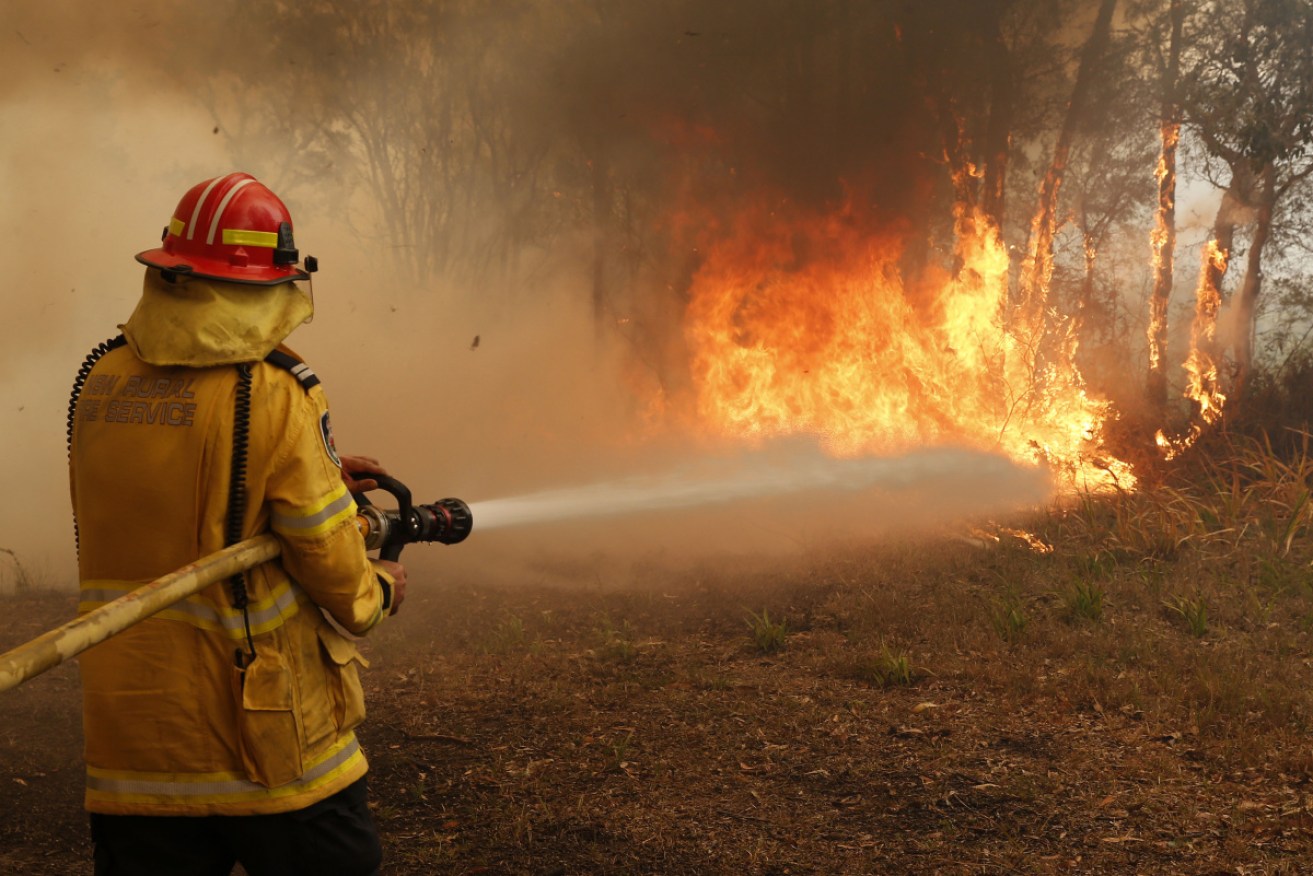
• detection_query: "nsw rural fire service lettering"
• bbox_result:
[79,374,198,427]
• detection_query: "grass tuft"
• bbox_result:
[480,614,530,655]
[988,591,1028,643]
[745,608,789,654]
[1063,579,1105,623]
[593,615,638,664]
[850,641,916,688]
[1165,594,1209,638]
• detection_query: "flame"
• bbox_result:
[1155,238,1228,459]
[1186,239,1228,425]
[999,526,1056,554]
[681,198,1131,491]
[966,525,1054,553]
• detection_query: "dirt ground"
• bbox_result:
[3,540,1313,875]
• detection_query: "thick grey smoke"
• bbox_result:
[1,1,1051,590]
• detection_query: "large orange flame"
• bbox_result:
[682,200,1131,492]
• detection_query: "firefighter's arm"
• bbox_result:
[264,391,398,635]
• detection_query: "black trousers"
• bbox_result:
[89,776,382,876]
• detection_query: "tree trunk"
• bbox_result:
[1182,172,1247,428]
[1080,228,1097,324]
[1232,161,1277,395]
[1205,203,1238,313]
[1146,0,1184,412]
[591,144,611,342]
[1020,0,1118,314]
[979,8,1013,234]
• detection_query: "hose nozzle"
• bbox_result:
[353,475,473,560]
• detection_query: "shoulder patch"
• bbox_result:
[319,411,342,468]
[264,349,321,392]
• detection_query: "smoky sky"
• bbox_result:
[1,0,1052,586]
[540,1,952,227]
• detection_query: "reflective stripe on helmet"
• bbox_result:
[206,178,257,245]
[139,172,311,284]
[222,229,280,248]
[185,176,226,240]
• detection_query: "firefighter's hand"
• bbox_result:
[341,455,388,493]
[377,560,407,615]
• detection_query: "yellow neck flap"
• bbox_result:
[122,270,314,367]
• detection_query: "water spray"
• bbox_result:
[469,445,1049,532]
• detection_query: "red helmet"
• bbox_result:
[136,172,315,285]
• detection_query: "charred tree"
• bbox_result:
[1145,0,1184,412]
[900,0,1017,234]
[979,11,1015,233]
[1020,0,1118,314]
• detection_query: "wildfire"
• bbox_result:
[1155,238,1228,459]
[681,199,1131,492]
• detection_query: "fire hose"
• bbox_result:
[0,475,471,694]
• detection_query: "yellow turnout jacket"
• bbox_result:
[68,272,393,815]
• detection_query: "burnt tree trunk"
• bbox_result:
[1185,169,1249,426]
[979,8,1013,234]
[1202,164,1253,341]
[1080,225,1098,324]
[1146,0,1184,412]
[1020,0,1118,313]
[1205,190,1241,311]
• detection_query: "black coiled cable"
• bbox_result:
[226,363,257,663]
[67,335,126,552]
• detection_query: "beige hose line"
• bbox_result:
[0,535,281,694]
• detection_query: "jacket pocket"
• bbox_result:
[232,650,304,788]
[316,625,369,734]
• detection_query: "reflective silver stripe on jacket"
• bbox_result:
[87,737,361,798]
[79,582,300,638]
[270,489,355,534]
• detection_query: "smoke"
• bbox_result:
[1,1,235,583]
[1,1,1056,591]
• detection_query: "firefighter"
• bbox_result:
[68,172,405,876]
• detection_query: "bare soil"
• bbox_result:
[3,539,1313,874]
